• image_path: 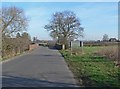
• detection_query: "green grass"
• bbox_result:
[60,46,120,87]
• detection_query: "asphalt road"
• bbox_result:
[2,46,78,87]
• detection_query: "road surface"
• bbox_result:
[2,46,78,87]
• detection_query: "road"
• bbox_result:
[2,46,78,87]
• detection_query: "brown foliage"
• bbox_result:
[1,6,30,59]
[2,32,31,59]
[96,46,118,61]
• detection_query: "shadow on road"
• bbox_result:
[26,54,63,58]
[48,46,57,50]
[2,75,77,87]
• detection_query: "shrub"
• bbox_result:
[96,46,118,62]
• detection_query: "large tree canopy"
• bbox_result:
[44,11,84,47]
[1,6,28,35]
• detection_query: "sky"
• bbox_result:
[1,0,119,2]
[2,2,118,41]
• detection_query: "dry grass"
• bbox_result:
[95,46,118,62]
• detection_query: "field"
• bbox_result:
[60,46,120,87]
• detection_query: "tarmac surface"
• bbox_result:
[2,46,78,87]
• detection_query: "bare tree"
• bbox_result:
[1,6,30,58]
[1,6,28,35]
[103,34,109,41]
[44,11,84,49]
[33,37,37,43]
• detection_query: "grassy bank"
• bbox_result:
[0,56,2,61]
[1,50,30,62]
[60,46,120,87]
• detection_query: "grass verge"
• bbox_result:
[60,46,120,87]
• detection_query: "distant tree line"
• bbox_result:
[1,6,31,58]
[102,34,118,42]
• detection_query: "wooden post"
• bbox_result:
[62,44,65,50]
[80,41,83,53]
[70,41,72,55]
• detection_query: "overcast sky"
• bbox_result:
[2,2,118,41]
